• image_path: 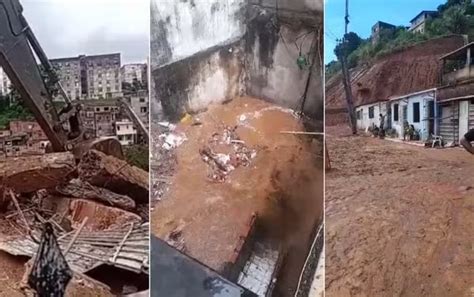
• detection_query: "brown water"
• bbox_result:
[151,97,323,296]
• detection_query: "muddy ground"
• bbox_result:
[325,126,473,297]
[151,96,323,296]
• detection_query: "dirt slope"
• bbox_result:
[326,35,465,110]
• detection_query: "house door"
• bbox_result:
[402,105,408,122]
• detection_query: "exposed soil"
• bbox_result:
[325,125,473,297]
[325,35,465,110]
[151,96,323,296]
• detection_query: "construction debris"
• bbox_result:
[0,223,149,274]
[150,121,178,203]
[0,149,150,295]
[56,179,136,211]
[78,150,149,203]
[200,125,257,182]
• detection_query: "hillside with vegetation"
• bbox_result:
[326,0,474,80]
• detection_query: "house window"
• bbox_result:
[141,107,147,113]
[413,102,420,123]
[368,106,374,119]
[393,104,399,121]
[139,98,145,103]
[117,126,120,131]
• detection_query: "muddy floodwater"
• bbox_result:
[151,96,323,296]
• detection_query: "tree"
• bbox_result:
[438,0,472,13]
[334,32,362,58]
[444,5,470,33]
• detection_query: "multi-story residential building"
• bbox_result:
[371,21,396,44]
[84,53,122,99]
[80,99,120,138]
[121,63,147,85]
[51,53,122,101]
[115,119,137,146]
[9,120,48,142]
[0,121,49,157]
[0,67,11,96]
[50,57,82,100]
[408,11,438,34]
[127,90,149,126]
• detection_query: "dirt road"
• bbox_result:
[325,126,473,297]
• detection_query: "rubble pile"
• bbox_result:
[0,150,150,295]
[200,125,257,182]
[150,121,181,203]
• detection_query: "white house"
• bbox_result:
[389,89,436,141]
[355,101,388,131]
[115,120,137,146]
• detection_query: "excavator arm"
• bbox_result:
[0,0,123,159]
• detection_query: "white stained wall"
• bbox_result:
[390,90,435,141]
[355,102,387,131]
[116,120,137,146]
[150,0,246,68]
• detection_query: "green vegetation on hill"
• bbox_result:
[0,97,33,129]
[326,0,474,80]
[124,144,149,171]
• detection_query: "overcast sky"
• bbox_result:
[21,0,149,64]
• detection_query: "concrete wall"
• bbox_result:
[151,0,246,68]
[356,102,387,131]
[245,0,323,118]
[150,0,247,121]
[390,90,435,141]
[150,0,323,121]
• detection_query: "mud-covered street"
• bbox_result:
[325,126,473,297]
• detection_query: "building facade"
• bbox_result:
[80,99,120,138]
[0,67,11,96]
[408,11,438,34]
[51,53,122,101]
[121,63,147,85]
[389,89,436,141]
[115,120,137,146]
[128,90,149,126]
[355,101,389,131]
[371,21,396,44]
[50,57,82,100]
[437,43,474,145]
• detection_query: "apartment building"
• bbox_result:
[121,63,147,85]
[115,119,137,146]
[80,99,120,138]
[50,53,122,101]
[0,67,11,96]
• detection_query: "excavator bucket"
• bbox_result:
[72,137,125,160]
[46,137,124,160]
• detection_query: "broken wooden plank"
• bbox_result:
[78,150,149,203]
[55,179,136,211]
[0,153,75,193]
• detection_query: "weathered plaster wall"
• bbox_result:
[245,0,323,118]
[150,0,247,120]
[152,41,245,121]
[151,0,323,121]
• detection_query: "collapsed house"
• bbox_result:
[150,0,323,296]
[0,150,150,295]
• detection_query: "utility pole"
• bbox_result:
[339,0,357,134]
